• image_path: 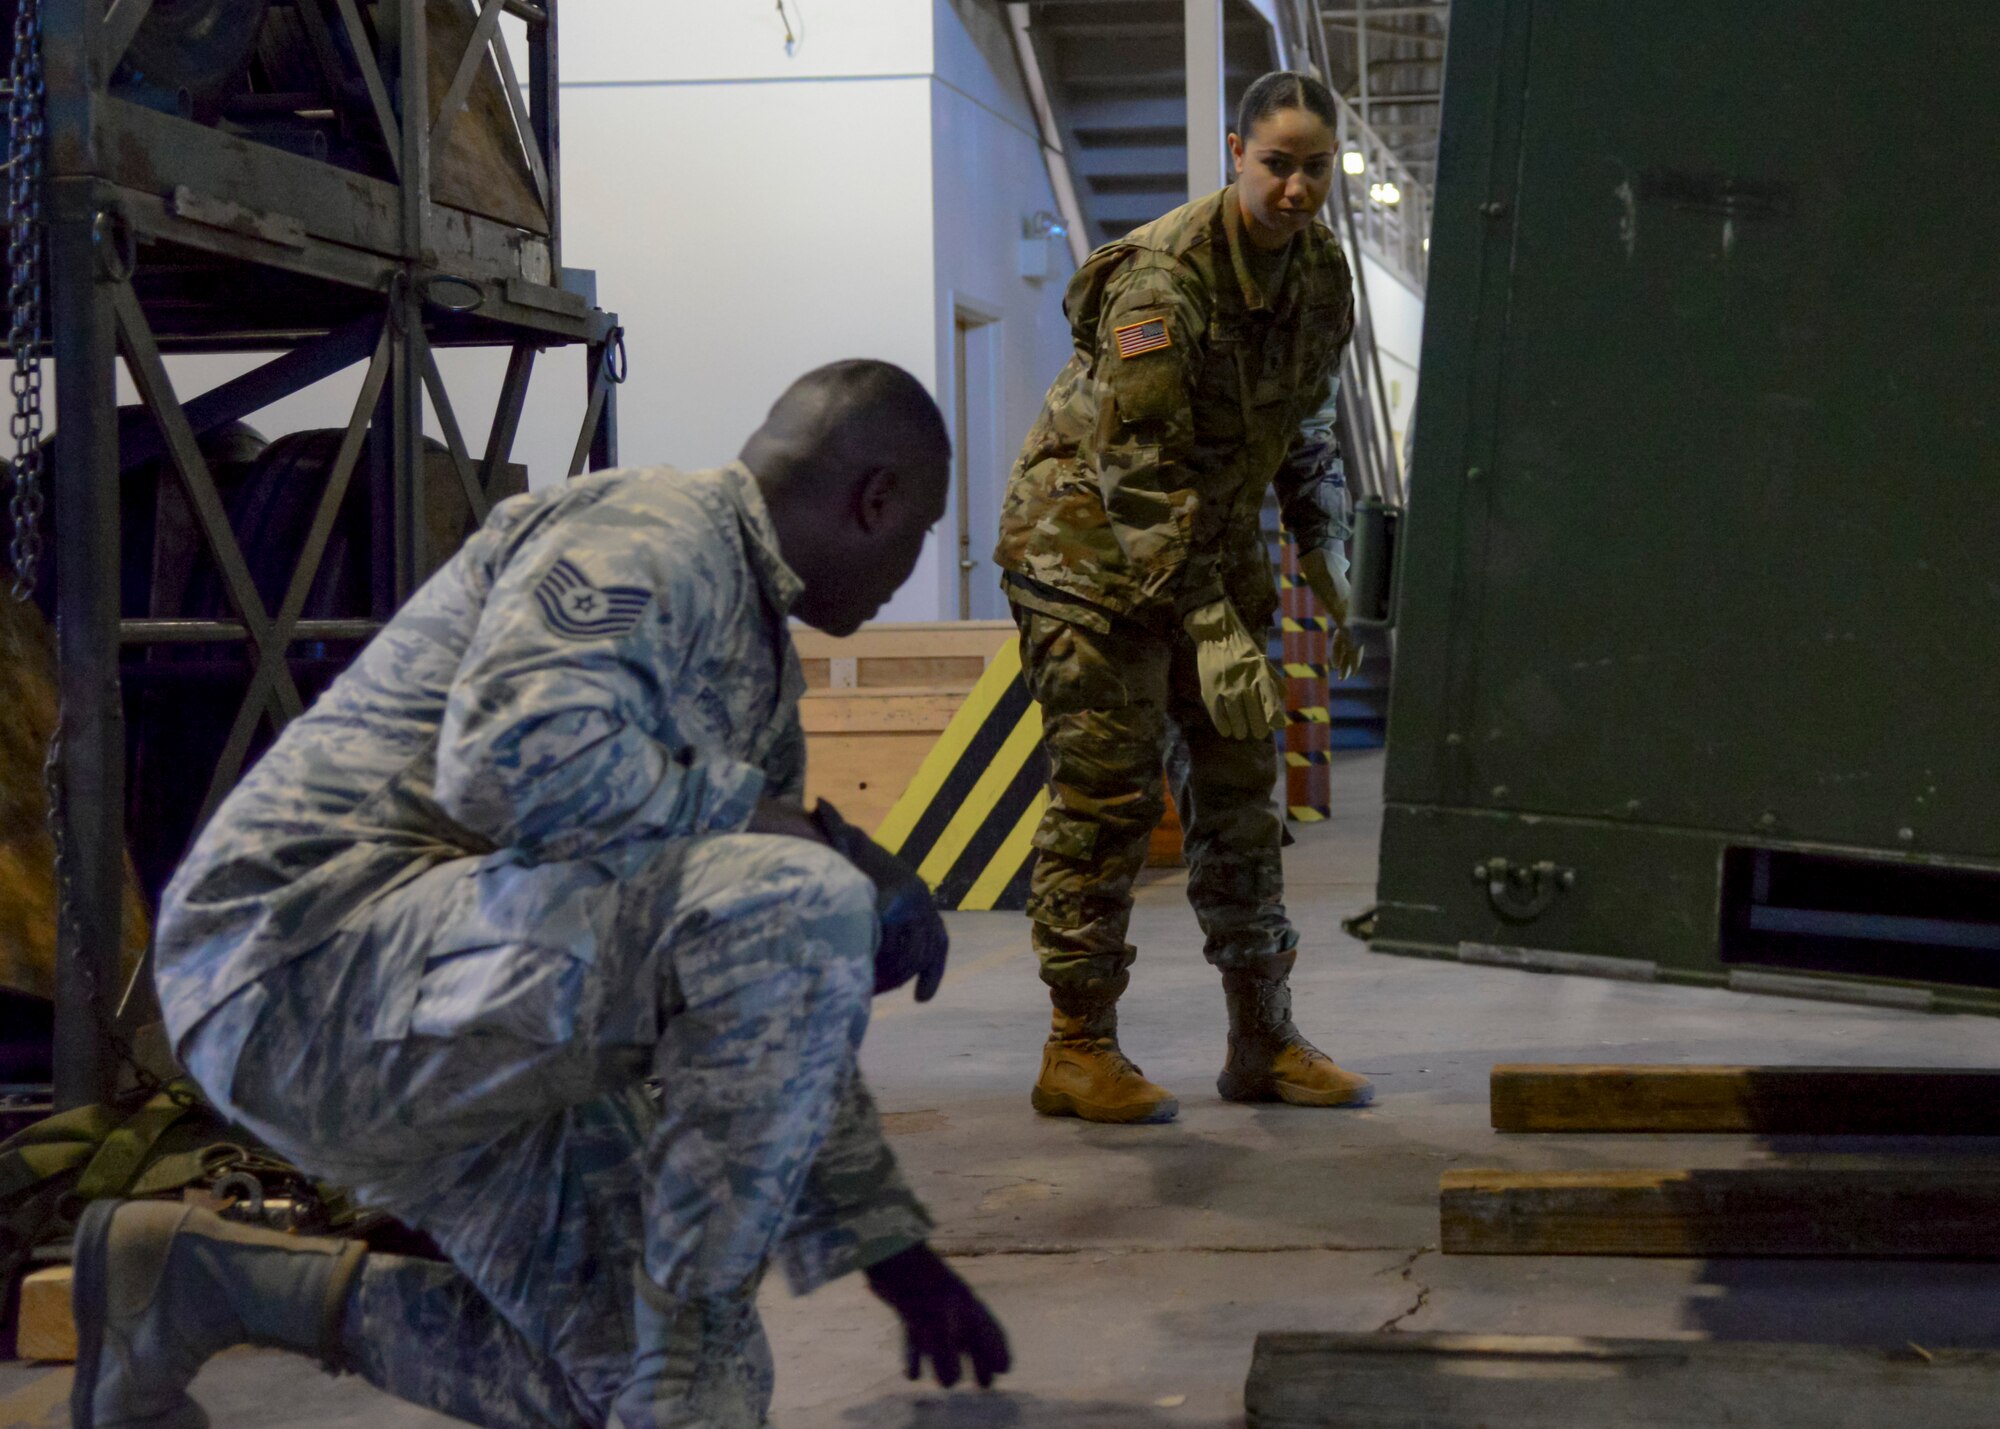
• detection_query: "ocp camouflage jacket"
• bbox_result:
[995,185,1356,632]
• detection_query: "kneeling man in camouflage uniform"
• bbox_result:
[69,360,1010,1429]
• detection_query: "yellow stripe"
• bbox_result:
[874,638,1023,855]
[1288,806,1329,822]
[916,704,1045,887]
[958,787,1050,911]
[1284,662,1328,678]
[1287,707,1331,724]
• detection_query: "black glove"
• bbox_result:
[864,1242,1012,1389]
[811,800,949,1001]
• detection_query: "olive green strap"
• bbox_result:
[74,1089,197,1201]
[0,1102,123,1201]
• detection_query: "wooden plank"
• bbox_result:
[801,683,978,834]
[801,655,988,690]
[798,689,967,735]
[18,1265,76,1363]
[804,731,942,835]
[1,598,150,1002]
[1147,778,1184,867]
[1441,1166,2000,1258]
[792,620,1014,663]
[1491,1063,2000,1135]
[1246,1331,2000,1428]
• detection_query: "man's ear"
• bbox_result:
[854,465,899,536]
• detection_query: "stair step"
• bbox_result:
[1049,32,1183,75]
[1088,192,1182,226]
[1061,72,1184,99]
[1065,96,1187,131]
[1087,172,1185,197]
[1070,144,1186,177]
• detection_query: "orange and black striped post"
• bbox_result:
[1276,533,1333,822]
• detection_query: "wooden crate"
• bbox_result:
[794,620,1012,692]
[797,622,1013,836]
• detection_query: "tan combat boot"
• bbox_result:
[1216,968,1374,1107]
[1031,987,1179,1124]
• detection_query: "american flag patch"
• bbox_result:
[1113,318,1172,359]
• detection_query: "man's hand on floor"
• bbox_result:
[864,1242,1012,1389]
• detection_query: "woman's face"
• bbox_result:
[1228,106,1337,249]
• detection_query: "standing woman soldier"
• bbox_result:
[995,71,1371,1124]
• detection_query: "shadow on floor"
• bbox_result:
[836,1392,1196,1428]
[1687,1259,2000,1350]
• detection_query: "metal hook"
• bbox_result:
[602,326,628,384]
[92,208,136,283]
[385,269,415,335]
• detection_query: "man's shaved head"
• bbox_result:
[740,360,952,635]
[741,359,951,495]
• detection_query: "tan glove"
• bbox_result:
[1183,598,1286,741]
[1300,546,1364,681]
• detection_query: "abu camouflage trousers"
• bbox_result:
[180,832,887,1429]
[1013,604,1293,994]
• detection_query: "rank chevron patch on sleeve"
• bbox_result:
[533,557,653,640]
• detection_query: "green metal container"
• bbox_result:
[1373,2,2000,1013]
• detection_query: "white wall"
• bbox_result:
[550,0,947,616]
[1358,252,1425,460]
[558,79,938,475]
[931,0,1077,619]
[555,0,933,85]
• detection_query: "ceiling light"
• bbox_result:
[1342,149,1366,176]
[1369,182,1402,206]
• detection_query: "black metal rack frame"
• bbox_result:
[31,0,619,1106]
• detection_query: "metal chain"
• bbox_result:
[6,0,46,602]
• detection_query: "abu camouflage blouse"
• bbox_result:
[995,185,1356,631]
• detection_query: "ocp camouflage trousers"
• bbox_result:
[1012,604,1292,994]
[180,832,882,1429]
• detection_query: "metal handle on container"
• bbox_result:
[1348,497,1401,628]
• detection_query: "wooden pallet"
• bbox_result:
[1441,1165,2000,1257]
[1491,1063,2000,1135]
[1246,1331,2000,1428]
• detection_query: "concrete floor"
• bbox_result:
[9,749,2000,1426]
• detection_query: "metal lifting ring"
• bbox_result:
[213,1169,266,1220]
[420,272,485,314]
[1473,857,1577,924]
[602,325,628,384]
[92,208,137,283]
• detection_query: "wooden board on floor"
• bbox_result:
[1491,1063,2000,1135]
[1441,1166,2000,1258]
[17,1264,75,1362]
[1245,1331,2000,1428]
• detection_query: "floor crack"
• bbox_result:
[1374,1246,1435,1333]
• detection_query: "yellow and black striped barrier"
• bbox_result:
[874,637,1048,911]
